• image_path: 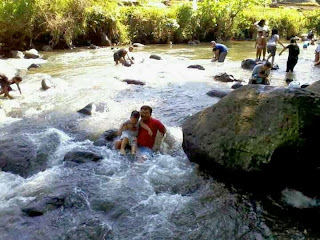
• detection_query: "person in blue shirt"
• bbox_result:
[210,41,228,62]
[249,61,272,85]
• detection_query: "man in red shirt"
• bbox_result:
[137,105,166,151]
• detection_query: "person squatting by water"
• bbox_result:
[210,41,228,62]
[254,19,269,60]
[266,29,285,67]
[115,110,152,155]
[255,31,266,62]
[279,38,300,73]
[0,74,22,99]
[113,47,134,66]
[249,61,272,85]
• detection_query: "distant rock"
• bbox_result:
[41,79,51,90]
[24,49,40,59]
[89,44,98,49]
[10,50,24,59]
[42,45,53,51]
[150,55,161,60]
[122,79,145,85]
[187,65,205,70]
[132,43,145,47]
[28,64,40,70]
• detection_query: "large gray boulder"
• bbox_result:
[182,85,320,195]
[306,80,320,93]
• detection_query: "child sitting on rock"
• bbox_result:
[115,110,153,155]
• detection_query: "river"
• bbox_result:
[0,42,319,239]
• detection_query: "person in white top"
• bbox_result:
[315,42,320,63]
[266,29,285,67]
[254,19,269,60]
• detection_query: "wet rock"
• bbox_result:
[10,50,24,59]
[123,61,132,67]
[77,102,108,115]
[63,151,103,163]
[42,45,53,51]
[300,84,310,89]
[241,59,257,70]
[214,73,240,82]
[100,33,112,46]
[132,43,145,47]
[206,89,230,98]
[122,79,145,85]
[188,40,200,45]
[24,49,40,59]
[93,128,118,146]
[271,64,279,70]
[59,217,113,239]
[187,65,205,70]
[41,79,51,90]
[306,80,320,94]
[89,44,98,49]
[150,55,161,60]
[0,138,41,177]
[28,64,40,70]
[22,195,65,217]
[231,82,243,89]
[183,85,320,196]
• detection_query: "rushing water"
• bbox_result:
[0,42,320,240]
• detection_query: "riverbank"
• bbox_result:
[1,0,320,54]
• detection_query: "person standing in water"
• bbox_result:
[279,38,300,73]
[254,19,269,60]
[210,41,228,62]
[255,31,266,62]
[266,29,285,67]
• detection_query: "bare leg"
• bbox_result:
[262,47,266,60]
[114,140,122,149]
[120,138,128,155]
[131,145,136,155]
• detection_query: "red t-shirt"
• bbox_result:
[137,118,166,149]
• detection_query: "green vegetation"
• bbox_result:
[0,0,319,52]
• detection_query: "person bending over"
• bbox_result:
[113,47,134,66]
[249,62,272,85]
[0,74,22,99]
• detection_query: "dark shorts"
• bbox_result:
[114,52,121,62]
[267,45,277,56]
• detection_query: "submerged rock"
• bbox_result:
[183,85,320,196]
[63,151,103,163]
[93,128,118,146]
[187,65,205,70]
[22,195,65,217]
[231,82,243,89]
[206,89,230,98]
[77,102,108,115]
